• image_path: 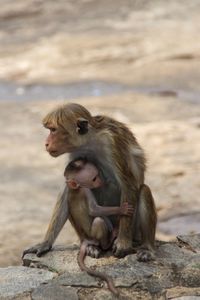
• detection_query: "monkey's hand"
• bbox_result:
[120,202,134,216]
[22,241,52,258]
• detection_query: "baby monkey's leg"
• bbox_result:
[87,217,114,257]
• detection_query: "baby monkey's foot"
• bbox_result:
[86,244,101,258]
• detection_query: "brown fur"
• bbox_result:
[23,103,157,262]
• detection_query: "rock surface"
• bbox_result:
[1,234,198,299]
[0,0,200,268]
[0,266,56,300]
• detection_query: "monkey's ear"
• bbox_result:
[76,118,89,135]
[67,179,79,189]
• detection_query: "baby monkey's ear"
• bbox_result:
[66,179,80,190]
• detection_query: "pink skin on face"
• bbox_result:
[73,163,103,189]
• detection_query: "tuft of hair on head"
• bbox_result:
[42,103,95,131]
[42,107,60,129]
[64,158,87,177]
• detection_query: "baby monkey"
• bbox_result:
[65,159,133,217]
[64,158,134,296]
[64,158,134,248]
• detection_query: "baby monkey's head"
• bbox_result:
[64,159,103,189]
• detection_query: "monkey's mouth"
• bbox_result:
[49,150,59,157]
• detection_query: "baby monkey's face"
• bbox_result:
[65,160,103,189]
[75,162,103,189]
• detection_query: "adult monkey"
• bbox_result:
[23,103,157,260]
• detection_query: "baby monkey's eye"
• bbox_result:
[92,176,97,182]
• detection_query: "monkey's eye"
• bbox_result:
[50,127,56,133]
[93,176,97,182]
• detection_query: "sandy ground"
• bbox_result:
[0,0,199,266]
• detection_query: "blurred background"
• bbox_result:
[0,0,199,267]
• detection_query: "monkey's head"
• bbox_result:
[64,159,103,189]
[43,103,96,157]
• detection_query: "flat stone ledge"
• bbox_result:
[21,235,200,298]
[2,234,200,299]
[0,266,56,299]
[32,283,78,300]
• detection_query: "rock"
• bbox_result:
[0,266,56,299]
[1,234,200,299]
[166,287,200,299]
[32,283,78,300]
[20,234,200,299]
[23,245,81,274]
[177,234,200,252]
[156,242,195,268]
[180,263,200,288]
[78,288,153,300]
[170,297,200,300]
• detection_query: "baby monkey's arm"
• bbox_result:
[84,188,134,217]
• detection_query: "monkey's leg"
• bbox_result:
[136,184,157,262]
[23,185,69,257]
[86,217,113,258]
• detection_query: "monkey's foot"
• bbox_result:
[22,241,52,258]
[137,249,155,262]
[112,239,133,258]
[86,245,101,258]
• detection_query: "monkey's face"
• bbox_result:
[45,126,76,157]
[43,104,93,157]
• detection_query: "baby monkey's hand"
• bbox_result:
[120,202,134,216]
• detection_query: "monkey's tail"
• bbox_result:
[78,241,119,297]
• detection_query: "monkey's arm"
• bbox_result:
[43,185,69,243]
[112,142,145,257]
[84,188,133,217]
[23,185,69,257]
